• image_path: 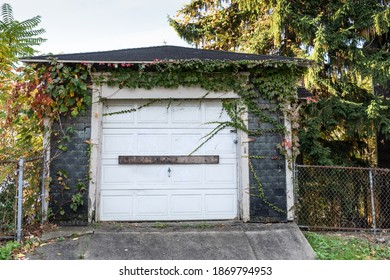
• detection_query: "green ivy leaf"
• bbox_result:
[59,104,68,113]
[71,108,78,117]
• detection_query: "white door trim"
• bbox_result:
[88,85,103,222]
[284,106,295,221]
[88,84,250,222]
[42,117,52,222]
[238,110,250,222]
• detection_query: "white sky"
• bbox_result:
[5,0,192,55]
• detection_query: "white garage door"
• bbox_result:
[100,100,238,221]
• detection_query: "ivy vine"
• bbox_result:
[28,58,306,217]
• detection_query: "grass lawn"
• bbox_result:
[305,231,390,260]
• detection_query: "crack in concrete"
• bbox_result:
[77,230,94,259]
[242,229,258,259]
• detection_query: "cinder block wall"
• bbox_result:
[248,97,287,222]
[49,108,91,225]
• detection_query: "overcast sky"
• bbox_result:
[6,0,191,55]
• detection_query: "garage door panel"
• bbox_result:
[171,133,203,154]
[101,195,133,215]
[205,164,236,183]
[102,134,135,154]
[171,195,202,215]
[205,194,236,215]
[102,165,134,185]
[137,105,169,123]
[137,134,170,154]
[136,195,168,216]
[171,103,202,123]
[103,105,135,125]
[205,104,230,123]
[136,165,170,184]
[170,165,203,184]
[203,134,236,155]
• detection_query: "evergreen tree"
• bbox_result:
[170,0,390,165]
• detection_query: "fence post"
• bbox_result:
[293,163,299,222]
[368,169,377,239]
[16,156,24,242]
[293,163,298,181]
[41,152,46,224]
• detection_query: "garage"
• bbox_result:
[99,99,238,221]
[22,45,305,224]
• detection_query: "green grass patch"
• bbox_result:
[304,232,390,260]
[0,237,42,260]
[0,241,21,260]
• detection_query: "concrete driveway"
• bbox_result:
[27,222,315,260]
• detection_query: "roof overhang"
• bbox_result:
[20,59,156,64]
[20,45,313,67]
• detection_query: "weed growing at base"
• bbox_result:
[0,241,21,260]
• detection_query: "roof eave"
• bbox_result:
[20,59,156,64]
[20,58,313,67]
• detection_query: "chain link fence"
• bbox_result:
[0,161,18,237]
[295,165,390,234]
[0,156,44,241]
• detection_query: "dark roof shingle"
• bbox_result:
[22,45,309,65]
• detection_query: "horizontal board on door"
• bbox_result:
[118,155,219,164]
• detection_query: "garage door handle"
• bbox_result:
[168,167,171,177]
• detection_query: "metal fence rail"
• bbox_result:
[295,165,390,235]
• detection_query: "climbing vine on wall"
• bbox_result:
[6,60,94,219]
[94,59,306,160]
[23,58,307,216]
